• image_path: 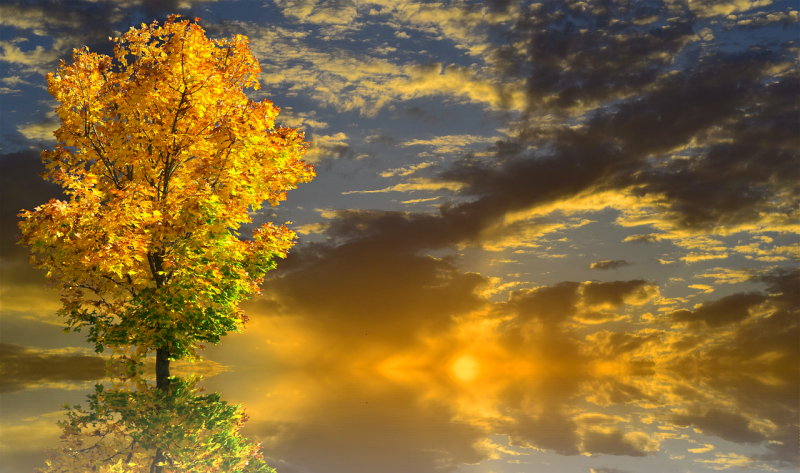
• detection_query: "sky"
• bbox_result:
[0,0,798,472]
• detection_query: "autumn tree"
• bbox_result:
[18,15,315,387]
[39,375,274,472]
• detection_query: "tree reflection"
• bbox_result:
[38,374,272,473]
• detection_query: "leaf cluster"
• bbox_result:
[39,376,274,472]
[18,15,315,361]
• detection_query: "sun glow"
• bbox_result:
[451,354,480,382]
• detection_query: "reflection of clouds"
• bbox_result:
[0,344,104,393]
[216,253,797,471]
[0,415,62,472]
[0,343,228,394]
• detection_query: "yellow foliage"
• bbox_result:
[18,15,315,362]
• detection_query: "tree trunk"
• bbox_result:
[150,448,168,473]
[156,347,171,390]
[153,348,171,472]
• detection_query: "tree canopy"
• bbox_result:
[18,15,315,366]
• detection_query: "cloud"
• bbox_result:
[276,108,329,130]
[667,292,768,329]
[270,0,517,57]
[727,8,800,28]
[505,279,658,327]
[379,161,435,178]
[423,41,798,262]
[0,0,225,78]
[695,452,756,470]
[681,252,729,263]
[0,343,105,393]
[688,284,715,294]
[590,259,631,270]
[582,330,663,359]
[220,20,525,117]
[16,116,59,142]
[580,429,659,457]
[197,253,798,471]
[624,234,660,244]
[273,0,360,26]
[0,3,81,35]
[304,132,350,162]
[0,150,63,259]
[672,409,766,444]
[687,0,777,18]
[0,75,32,87]
[342,177,465,194]
[693,266,768,285]
[259,239,489,348]
[489,1,698,115]
[0,40,61,75]
[688,444,715,453]
[401,134,498,154]
[0,416,63,472]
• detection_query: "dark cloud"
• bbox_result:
[0,151,62,253]
[582,280,653,308]
[490,0,697,115]
[623,234,659,243]
[667,292,767,329]
[365,134,397,145]
[671,408,766,444]
[439,46,799,235]
[664,269,799,465]
[580,428,655,457]
[1,1,116,64]
[253,8,798,266]
[0,0,219,78]
[0,343,105,393]
[504,411,581,455]
[583,377,660,405]
[403,106,440,124]
[590,259,631,270]
[506,281,581,325]
[583,330,662,358]
[315,209,483,252]
[262,237,487,347]
[0,150,63,289]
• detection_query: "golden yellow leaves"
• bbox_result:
[18,14,315,362]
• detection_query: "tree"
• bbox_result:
[18,15,315,386]
[39,375,274,473]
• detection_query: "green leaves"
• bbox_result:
[41,375,275,473]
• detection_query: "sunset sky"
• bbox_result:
[0,0,798,472]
